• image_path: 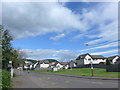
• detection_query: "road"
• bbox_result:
[13,70,118,88]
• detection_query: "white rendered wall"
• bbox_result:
[40,63,49,68]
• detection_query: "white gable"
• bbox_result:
[112,56,119,64]
[84,54,93,64]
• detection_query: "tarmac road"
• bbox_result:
[12,70,119,88]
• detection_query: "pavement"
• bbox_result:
[12,70,39,88]
[12,69,119,88]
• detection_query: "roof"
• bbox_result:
[107,55,120,61]
[71,60,77,63]
[25,61,32,64]
[59,62,68,65]
[38,59,58,64]
[76,53,105,60]
[39,60,49,64]
[116,57,120,61]
[91,55,105,59]
[76,53,89,60]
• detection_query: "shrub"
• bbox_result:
[106,59,111,65]
[0,70,2,89]
[2,70,11,89]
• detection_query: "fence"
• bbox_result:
[75,64,107,69]
[106,64,120,72]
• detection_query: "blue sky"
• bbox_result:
[2,0,119,61]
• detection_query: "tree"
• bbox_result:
[12,49,26,68]
[1,25,27,69]
[106,58,111,65]
[0,25,2,69]
[2,26,13,69]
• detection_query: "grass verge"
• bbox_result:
[31,68,119,78]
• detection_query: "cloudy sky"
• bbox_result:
[1,0,119,61]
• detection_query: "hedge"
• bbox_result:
[0,69,2,89]
[1,70,11,89]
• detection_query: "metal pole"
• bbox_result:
[86,44,94,77]
[91,62,93,77]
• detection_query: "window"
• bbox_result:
[88,59,91,61]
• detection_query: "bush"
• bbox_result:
[0,70,2,89]
[106,59,111,65]
[2,70,11,89]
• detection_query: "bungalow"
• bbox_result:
[107,55,120,64]
[76,53,106,66]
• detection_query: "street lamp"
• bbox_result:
[85,43,94,77]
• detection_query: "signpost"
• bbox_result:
[90,61,94,77]
[8,61,14,78]
[85,43,94,77]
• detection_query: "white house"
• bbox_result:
[50,62,69,70]
[30,64,33,69]
[39,60,50,68]
[64,64,69,69]
[107,55,120,64]
[69,60,77,68]
[76,53,106,66]
[55,62,63,69]
[33,62,39,68]
[24,61,32,69]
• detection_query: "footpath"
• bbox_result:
[12,69,39,88]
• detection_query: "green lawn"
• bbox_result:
[31,68,119,78]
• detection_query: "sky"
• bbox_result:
[1,0,119,62]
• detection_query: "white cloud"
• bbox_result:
[3,2,85,39]
[91,49,119,55]
[84,2,118,45]
[2,0,119,2]
[22,49,80,61]
[80,42,118,52]
[50,33,65,40]
[3,2,118,43]
[68,2,118,45]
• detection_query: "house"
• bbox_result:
[52,67,58,71]
[54,62,63,69]
[24,61,32,69]
[107,55,120,64]
[76,53,106,66]
[33,62,39,68]
[39,60,50,68]
[60,62,69,69]
[50,62,69,70]
[69,60,77,68]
